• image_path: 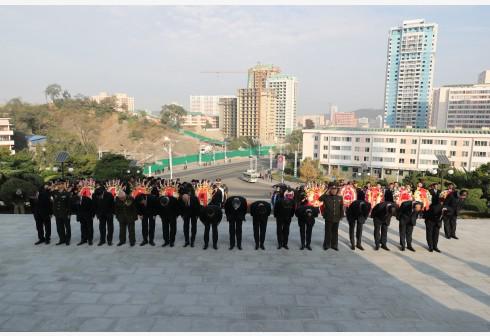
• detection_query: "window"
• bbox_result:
[365,148,370,152]
[314,136,319,141]
[422,139,433,145]
[314,145,318,149]
[410,159,416,164]
[363,156,369,161]
[412,139,417,144]
[323,145,328,150]
[323,136,328,141]
[475,141,488,147]
[449,151,456,157]
[400,148,405,154]
[332,146,340,150]
[323,154,328,159]
[399,158,405,163]
[354,156,359,161]
[451,140,457,146]
[473,152,487,157]
[463,140,470,146]
[400,139,406,144]
[355,137,360,142]
[366,138,371,143]
[314,153,318,158]
[410,149,417,154]
[462,151,469,157]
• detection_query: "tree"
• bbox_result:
[44,84,62,103]
[160,104,187,129]
[304,119,315,129]
[92,153,142,180]
[300,158,321,181]
[284,129,303,154]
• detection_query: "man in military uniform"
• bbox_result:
[250,200,271,250]
[295,202,319,250]
[345,199,371,250]
[94,183,115,246]
[397,200,423,251]
[273,189,295,249]
[224,196,247,250]
[319,185,343,251]
[370,201,397,251]
[200,204,222,250]
[52,181,73,246]
[159,194,179,247]
[114,191,138,247]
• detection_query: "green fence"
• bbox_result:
[144,146,274,175]
[181,130,225,146]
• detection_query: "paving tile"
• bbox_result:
[0,215,489,331]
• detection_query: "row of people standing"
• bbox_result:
[30,178,467,253]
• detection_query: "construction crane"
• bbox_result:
[200,71,246,74]
[200,71,246,78]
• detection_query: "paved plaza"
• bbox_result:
[0,214,489,331]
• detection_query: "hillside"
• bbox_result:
[0,97,201,165]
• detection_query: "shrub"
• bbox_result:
[0,177,37,204]
[463,188,488,213]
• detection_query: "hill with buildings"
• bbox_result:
[0,94,200,166]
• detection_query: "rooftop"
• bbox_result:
[303,127,490,135]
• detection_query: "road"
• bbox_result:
[157,158,276,201]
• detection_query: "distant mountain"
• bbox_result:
[351,108,384,120]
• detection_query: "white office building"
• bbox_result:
[91,92,135,113]
[266,74,298,139]
[0,118,15,154]
[303,127,490,179]
[432,71,490,129]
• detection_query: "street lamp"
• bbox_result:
[163,136,173,179]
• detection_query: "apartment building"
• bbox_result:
[303,127,490,179]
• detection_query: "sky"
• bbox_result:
[1,6,489,115]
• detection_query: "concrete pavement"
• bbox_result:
[0,214,489,331]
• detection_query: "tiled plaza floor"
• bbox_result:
[0,214,489,331]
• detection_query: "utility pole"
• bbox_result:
[224,141,227,163]
[294,150,298,178]
[198,141,202,166]
[168,141,173,180]
[269,149,273,171]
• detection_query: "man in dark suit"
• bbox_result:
[273,190,295,249]
[443,189,468,239]
[250,200,271,250]
[224,196,247,250]
[159,194,180,247]
[429,183,440,206]
[397,200,423,251]
[371,201,397,251]
[295,203,319,250]
[30,185,53,245]
[200,204,222,250]
[345,199,371,250]
[179,183,201,247]
[425,199,447,252]
[94,184,115,246]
